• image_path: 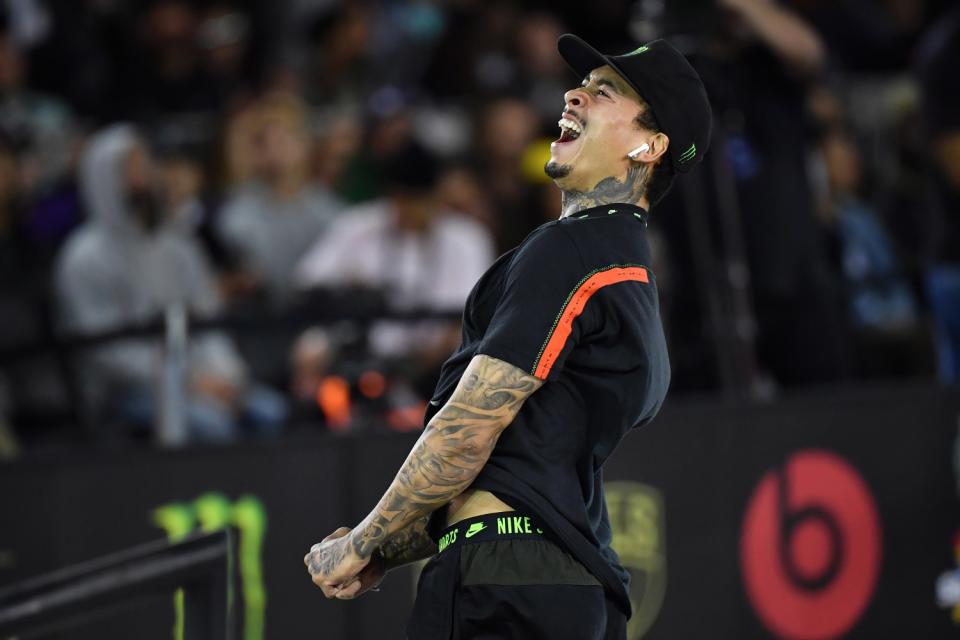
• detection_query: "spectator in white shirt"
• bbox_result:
[294,142,495,395]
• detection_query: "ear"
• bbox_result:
[629,132,670,164]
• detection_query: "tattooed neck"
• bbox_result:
[560,163,649,218]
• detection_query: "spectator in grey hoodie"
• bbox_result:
[56,125,287,443]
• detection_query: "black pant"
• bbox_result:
[407,513,627,640]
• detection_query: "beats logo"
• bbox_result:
[740,450,882,639]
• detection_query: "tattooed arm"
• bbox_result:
[304,516,434,600]
[305,354,543,597]
[373,515,435,571]
[352,354,543,554]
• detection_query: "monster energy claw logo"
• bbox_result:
[153,493,267,640]
[678,143,697,164]
[607,481,667,640]
[627,45,650,55]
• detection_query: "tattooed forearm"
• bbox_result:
[377,517,436,571]
[561,163,649,218]
[349,355,543,560]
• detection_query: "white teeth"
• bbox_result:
[557,118,582,137]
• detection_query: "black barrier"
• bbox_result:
[1,384,959,639]
[0,530,230,639]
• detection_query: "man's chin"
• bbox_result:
[544,160,572,181]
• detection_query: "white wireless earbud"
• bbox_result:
[627,143,650,159]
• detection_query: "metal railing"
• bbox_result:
[0,530,231,639]
[0,288,463,444]
[0,291,463,366]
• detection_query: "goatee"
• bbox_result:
[544,161,571,179]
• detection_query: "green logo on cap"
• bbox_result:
[627,45,650,56]
[678,142,697,163]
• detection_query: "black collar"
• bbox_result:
[566,204,649,226]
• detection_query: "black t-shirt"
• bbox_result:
[425,203,670,616]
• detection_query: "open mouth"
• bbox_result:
[556,117,583,143]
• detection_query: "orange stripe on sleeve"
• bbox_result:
[533,266,649,380]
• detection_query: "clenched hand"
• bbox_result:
[304,527,385,599]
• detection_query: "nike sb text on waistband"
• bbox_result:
[436,512,548,554]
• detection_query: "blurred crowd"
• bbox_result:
[0,0,958,453]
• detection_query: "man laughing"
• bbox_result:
[305,34,711,639]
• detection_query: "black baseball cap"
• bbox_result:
[381,141,440,193]
[557,34,712,174]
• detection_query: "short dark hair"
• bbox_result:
[634,105,675,207]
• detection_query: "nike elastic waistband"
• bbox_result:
[435,511,548,555]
